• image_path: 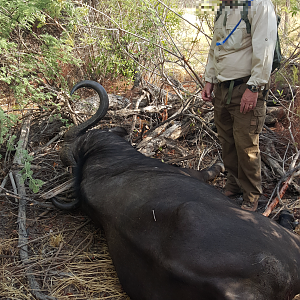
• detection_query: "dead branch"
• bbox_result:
[261,137,300,193]
[263,165,300,216]
[165,139,189,157]
[12,116,57,300]
[261,151,285,177]
[263,176,292,217]
[261,161,273,182]
[107,104,171,117]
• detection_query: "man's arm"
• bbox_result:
[241,0,277,113]
[202,24,219,102]
[247,0,277,86]
[204,32,218,85]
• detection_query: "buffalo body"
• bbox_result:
[54,81,300,300]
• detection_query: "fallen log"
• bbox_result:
[137,120,190,156]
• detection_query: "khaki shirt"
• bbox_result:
[204,0,277,86]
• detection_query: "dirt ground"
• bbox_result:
[1,80,300,299]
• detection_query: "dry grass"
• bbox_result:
[0,221,129,299]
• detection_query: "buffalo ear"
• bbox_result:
[108,127,128,137]
[278,210,295,231]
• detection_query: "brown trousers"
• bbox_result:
[213,79,267,204]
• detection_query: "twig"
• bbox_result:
[185,112,218,138]
[40,179,74,200]
[261,137,300,193]
[165,154,196,164]
[42,241,64,288]
[18,219,91,248]
[65,98,78,126]
[26,233,95,275]
[0,186,54,208]
[34,130,66,155]
[130,90,149,141]
[9,171,18,201]
[1,173,8,188]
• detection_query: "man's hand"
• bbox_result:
[201,82,214,101]
[240,89,258,114]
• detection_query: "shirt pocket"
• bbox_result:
[225,18,247,50]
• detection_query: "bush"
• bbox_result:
[0,0,83,108]
[72,0,182,81]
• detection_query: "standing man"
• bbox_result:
[201,0,277,211]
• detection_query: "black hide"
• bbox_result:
[278,210,295,231]
[58,128,300,300]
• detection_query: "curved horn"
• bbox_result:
[61,80,109,167]
[55,81,109,210]
[64,80,109,141]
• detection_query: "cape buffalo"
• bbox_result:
[53,80,300,300]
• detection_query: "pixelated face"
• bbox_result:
[197,0,220,13]
[221,0,253,4]
[197,0,253,13]
[221,0,238,3]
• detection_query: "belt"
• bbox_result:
[222,78,246,89]
[220,76,250,104]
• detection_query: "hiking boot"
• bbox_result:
[241,200,258,212]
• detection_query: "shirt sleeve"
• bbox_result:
[204,34,218,84]
[247,0,277,86]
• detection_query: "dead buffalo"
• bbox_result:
[53,80,300,300]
